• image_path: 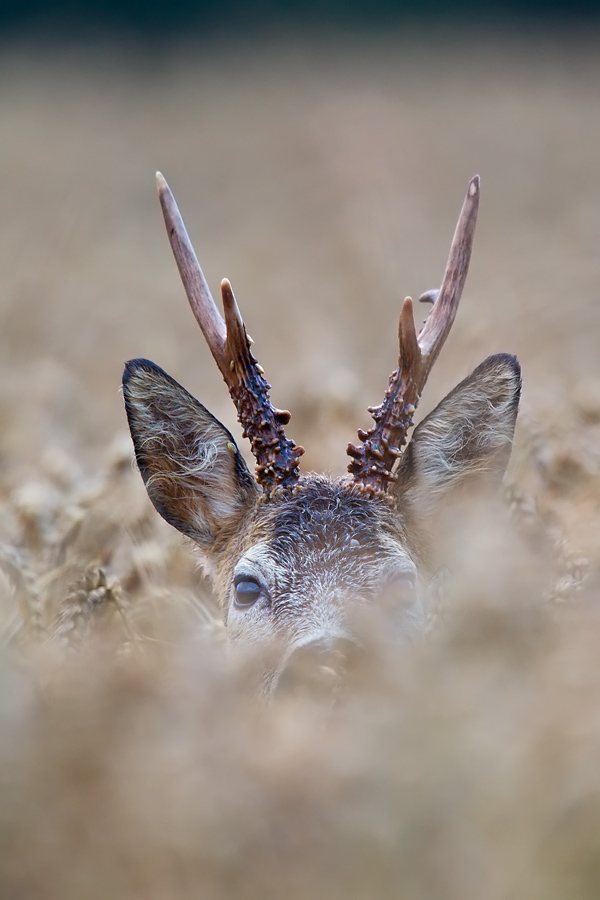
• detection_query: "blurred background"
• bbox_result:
[2,0,600,37]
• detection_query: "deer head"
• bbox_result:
[123,174,520,695]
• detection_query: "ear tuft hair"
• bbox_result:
[395,353,521,516]
[123,359,259,551]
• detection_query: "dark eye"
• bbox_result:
[233,575,263,608]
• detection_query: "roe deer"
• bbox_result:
[123,174,520,695]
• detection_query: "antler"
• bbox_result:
[347,175,480,492]
[156,173,304,492]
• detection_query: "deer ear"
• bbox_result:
[394,353,521,518]
[123,359,259,552]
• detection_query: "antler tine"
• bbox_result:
[418,175,479,369]
[156,173,227,368]
[156,173,304,492]
[347,176,480,493]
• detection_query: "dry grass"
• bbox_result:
[0,31,600,899]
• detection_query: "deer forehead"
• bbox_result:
[228,478,417,594]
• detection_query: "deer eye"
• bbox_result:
[233,574,263,608]
[379,572,417,609]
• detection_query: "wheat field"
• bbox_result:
[0,32,599,899]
